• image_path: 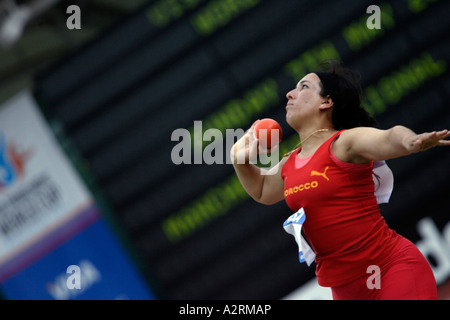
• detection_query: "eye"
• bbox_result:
[300,84,308,90]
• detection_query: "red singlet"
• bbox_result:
[281,131,402,287]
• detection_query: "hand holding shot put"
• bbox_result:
[230,118,283,165]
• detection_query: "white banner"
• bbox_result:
[0,91,96,279]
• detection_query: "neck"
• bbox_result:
[298,127,336,156]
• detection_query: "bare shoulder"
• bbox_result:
[333,127,382,163]
[332,128,360,156]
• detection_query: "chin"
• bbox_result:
[285,115,298,131]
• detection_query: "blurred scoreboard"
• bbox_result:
[34,0,450,299]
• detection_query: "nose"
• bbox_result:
[286,88,296,101]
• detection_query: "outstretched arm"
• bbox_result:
[333,126,450,164]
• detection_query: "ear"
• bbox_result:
[319,95,334,111]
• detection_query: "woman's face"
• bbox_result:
[285,73,325,129]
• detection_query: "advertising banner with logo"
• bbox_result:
[0,91,155,299]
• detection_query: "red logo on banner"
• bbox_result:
[0,132,33,191]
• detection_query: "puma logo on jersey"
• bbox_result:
[311,166,329,181]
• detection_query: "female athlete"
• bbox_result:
[230,60,450,300]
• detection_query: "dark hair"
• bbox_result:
[315,60,377,130]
